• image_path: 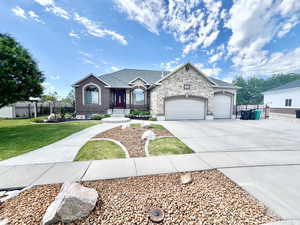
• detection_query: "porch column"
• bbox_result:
[126,89,130,108]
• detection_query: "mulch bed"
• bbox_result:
[0,170,279,225]
[94,126,173,157]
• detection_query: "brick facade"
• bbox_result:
[75,75,110,116]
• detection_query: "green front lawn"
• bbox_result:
[0,118,99,161]
[74,140,126,161]
[149,137,193,156]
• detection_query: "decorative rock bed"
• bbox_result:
[0,170,280,225]
[94,124,173,158]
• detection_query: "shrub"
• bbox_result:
[64,113,73,119]
[31,118,44,123]
[91,114,103,120]
[91,114,111,120]
[103,114,111,118]
[60,107,66,119]
[149,117,157,121]
[130,109,150,116]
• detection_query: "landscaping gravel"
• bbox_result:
[0,170,279,225]
[94,125,173,157]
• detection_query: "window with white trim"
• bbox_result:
[84,85,99,104]
[133,88,145,105]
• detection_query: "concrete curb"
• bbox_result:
[90,138,130,158]
[262,220,300,225]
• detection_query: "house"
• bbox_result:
[73,62,238,120]
[263,78,300,114]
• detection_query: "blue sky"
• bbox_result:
[1,0,300,98]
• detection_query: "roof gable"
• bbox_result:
[128,77,149,85]
[73,74,110,87]
[155,62,217,86]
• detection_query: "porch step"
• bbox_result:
[112,113,126,117]
[112,108,126,114]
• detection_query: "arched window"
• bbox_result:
[84,85,99,104]
[133,88,145,105]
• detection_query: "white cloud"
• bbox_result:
[74,13,128,45]
[79,51,100,68]
[160,57,180,71]
[194,63,222,77]
[236,46,300,76]
[33,0,127,45]
[79,51,92,58]
[28,10,45,24]
[12,6,27,19]
[12,6,45,24]
[113,0,224,56]
[33,0,70,19]
[225,0,300,75]
[113,0,164,34]
[50,75,60,80]
[111,66,120,71]
[42,82,56,93]
[69,31,80,39]
[208,44,225,63]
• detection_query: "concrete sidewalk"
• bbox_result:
[0,123,119,166]
[2,150,300,190]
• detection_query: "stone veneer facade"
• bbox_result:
[150,65,236,118]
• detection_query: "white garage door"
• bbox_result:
[213,94,232,119]
[165,98,205,120]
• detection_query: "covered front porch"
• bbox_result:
[109,88,150,113]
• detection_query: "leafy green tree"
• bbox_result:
[41,91,58,102]
[0,33,44,108]
[61,89,75,103]
[233,73,300,105]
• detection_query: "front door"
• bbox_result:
[115,90,126,108]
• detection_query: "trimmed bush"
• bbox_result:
[91,114,111,120]
[31,118,44,123]
[149,117,157,121]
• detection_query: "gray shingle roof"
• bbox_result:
[266,78,300,92]
[99,69,235,88]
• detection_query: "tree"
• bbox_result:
[0,33,45,108]
[61,89,75,103]
[41,91,58,102]
[233,73,300,105]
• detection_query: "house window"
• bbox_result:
[84,85,99,104]
[285,99,292,107]
[133,88,145,105]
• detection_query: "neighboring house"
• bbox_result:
[73,62,238,120]
[263,78,300,114]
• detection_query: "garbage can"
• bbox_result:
[241,110,249,120]
[296,110,300,119]
[255,110,262,120]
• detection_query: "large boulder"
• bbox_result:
[141,130,156,140]
[141,121,151,128]
[47,113,56,121]
[42,182,98,225]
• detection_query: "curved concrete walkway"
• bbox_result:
[0,123,120,166]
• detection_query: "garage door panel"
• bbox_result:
[165,98,205,120]
[213,94,232,119]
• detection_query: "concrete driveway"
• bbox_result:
[160,119,300,152]
[160,118,300,222]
